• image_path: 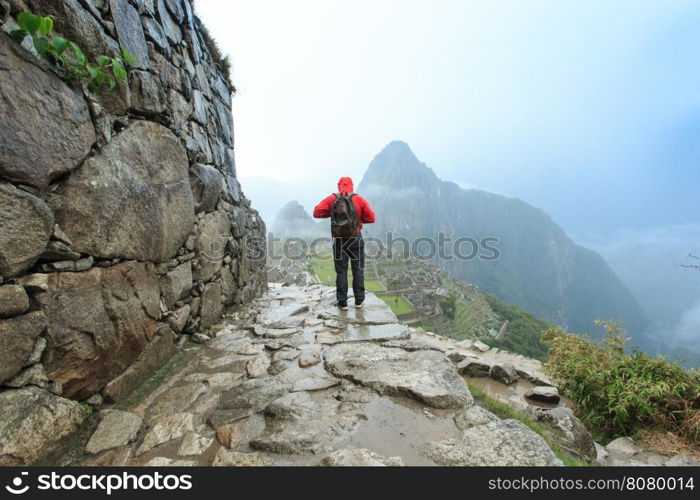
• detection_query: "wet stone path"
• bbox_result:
[75,284,563,466]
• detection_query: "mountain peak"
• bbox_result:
[271,201,324,238]
[273,201,314,227]
[376,140,420,165]
[383,139,413,152]
[277,200,310,218]
[359,141,439,191]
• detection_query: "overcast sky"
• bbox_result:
[196,0,700,234]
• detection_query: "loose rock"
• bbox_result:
[525,386,560,403]
[489,363,519,385]
[531,407,595,462]
[456,358,491,377]
[472,340,490,352]
[192,333,211,344]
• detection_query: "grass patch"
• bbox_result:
[467,381,588,466]
[365,279,384,292]
[379,295,413,315]
[309,257,336,285]
[79,402,94,417]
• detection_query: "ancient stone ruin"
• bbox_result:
[0,0,266,464]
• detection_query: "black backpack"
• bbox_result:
[331,193,359,238]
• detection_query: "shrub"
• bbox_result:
[542,321,700,443]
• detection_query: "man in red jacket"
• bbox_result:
[313,177,375,309]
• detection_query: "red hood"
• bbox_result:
[338,177,354,195]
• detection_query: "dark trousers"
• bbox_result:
[333,233,365,304]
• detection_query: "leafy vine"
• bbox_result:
[10,11,136,92]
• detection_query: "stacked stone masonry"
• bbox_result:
[0,0,266,464]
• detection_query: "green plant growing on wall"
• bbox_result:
[10,11,136,92]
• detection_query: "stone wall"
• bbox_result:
[0,0,266,463]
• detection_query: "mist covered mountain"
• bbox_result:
[357,141,646,338]
[271,201,325,239]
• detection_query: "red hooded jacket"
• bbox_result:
[313,177,375,234]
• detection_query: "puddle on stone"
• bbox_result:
[259,392,461,466]
[468,377,573,410]
[342,395,461,466]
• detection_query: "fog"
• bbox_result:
[575,224,700,350]
[195,1,700,346]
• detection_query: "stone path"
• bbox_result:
[75,284,568,466]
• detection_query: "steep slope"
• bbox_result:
[357,141,645,337]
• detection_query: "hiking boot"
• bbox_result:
[355,300,364,309]
[337,300,348,310]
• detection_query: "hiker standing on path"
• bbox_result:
[313,177,376,309]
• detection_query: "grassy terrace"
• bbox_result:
[440,276,496,339]
[309,257,336,285]
[378,294,413,315]
[365,279,384,292]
